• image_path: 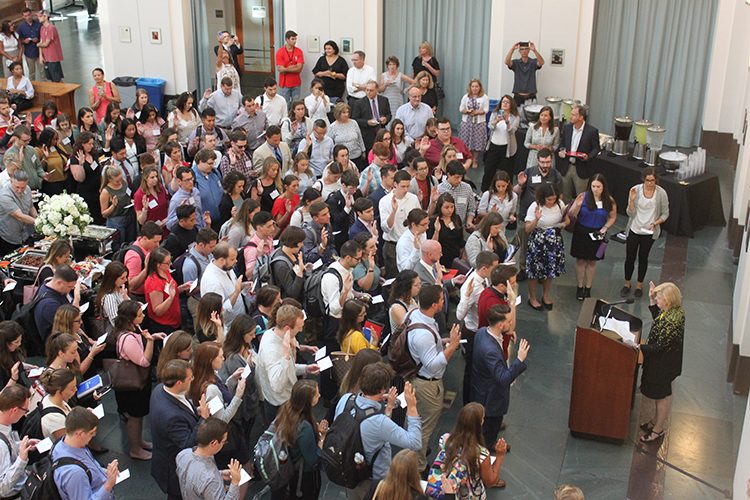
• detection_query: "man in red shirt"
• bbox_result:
[424,117,472,171]
[477,264,518,358]
[36,10,64,82]
[275,30,304,109]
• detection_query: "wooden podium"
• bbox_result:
[568,298,643,442]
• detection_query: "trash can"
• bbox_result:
[112,77,138,111]
[136,77,167,113]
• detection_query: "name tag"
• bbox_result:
[62,137,70,145]
[189,196,195,205]
[164,282,170,294]
[448,222,455,230]
[531,175,542,183]
[50,146,56,152]
[148,198,158,209]
[135,111,141,120]
[270,190,280,199]
[456,152,464,160]
[596,201,603,209]
[31,154,38,163]
[126,188,132,196]
[322,148,330,158]
[457,196,467,205]
[153,130,161,136]
[91,161,98,171]
[217,180,222,188]
[284,155,290,163]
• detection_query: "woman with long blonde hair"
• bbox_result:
[367,449,427,500]
[250,157,283,213]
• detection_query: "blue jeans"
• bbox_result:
[106,213,137,250]
[278,86,300,109]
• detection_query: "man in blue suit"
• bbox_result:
[472,304,529,452]
[150,359,210,500]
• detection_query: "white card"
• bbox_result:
[273,239,279,247]
[153,130,161,136]
[315,346,326,361]
[27,367,44,378]
[371,294,384,304]
[302,310,307,320]
[123,203,134,209]
[141,302,148,311]
[531,175,542,183]
[332,231,341,236]
[164,282,171,294]
[148,198,159,209]
[96,332,109,346]
[316,356,333,372]
[92,405,105,419]
[189,279,198,293]
[35,437,52,453]
[116,469,130,484]
[491,456,497,465]
[456,152,464,160]
[62,137,70,145]
[90,161,98,171]
[270,191,279,199]
[189,197,195,205]
[382,278,395,287]
[457,197,467,205]
[515,295,522,306]
[397,392,406,407]
[2,281,16,292]
[420,480,428,492]
[207,396,223,415]
[241,364,251,379]
[79,302,90,314]
[126,188,132,196]
[596,201,603,209]
[162,331,175,346]
[239,468,252,486]
[311,259,323,270]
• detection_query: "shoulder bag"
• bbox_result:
[102,332,151,391]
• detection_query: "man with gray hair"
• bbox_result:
[346,51,377,105]
[0,170,36,255]
[352,80,392,151]
[0,152,21,189]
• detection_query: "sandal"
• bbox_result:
[640,430,664,443]
[639,420,655,432]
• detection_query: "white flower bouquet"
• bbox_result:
[35,192,93,239]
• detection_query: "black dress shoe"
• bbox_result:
[516,270,527,282]
[584,287,591,298]
[542,301,553,310]
[576,287,584,301]
[528,299,543,311]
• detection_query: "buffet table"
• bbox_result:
[591,152,725,238]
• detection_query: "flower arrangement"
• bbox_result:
[35,192,93,239]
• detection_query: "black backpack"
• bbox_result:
[113,244,145,266]
[322,394,383,489]
[387,310,438,379]
[172,251,202,287]
[303,266,342,318]
[21,438,91,500]
[20,401,66,465]
[11,292,54,357]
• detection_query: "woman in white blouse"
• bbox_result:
[304,78,331,126]
[167,92,201,148]
[482,95,520,192]
[95,261,130,327]
[458,79,490,162]
[5,61,33,112]
[477,170,517,237]
[39,369,76,440]
[0,21,20,78]
[524,106,560,169]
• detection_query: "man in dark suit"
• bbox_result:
[151,360,209,500]
[327,170,362,253]
[472,304,529,459]
[349,197,377,240]
[214,31,243,74]
[352,81,392,152]
[557,105,600,203]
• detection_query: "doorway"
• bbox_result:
[236,0,275,75]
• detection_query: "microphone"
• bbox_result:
[607,298,635,306]
[597,299,634,332]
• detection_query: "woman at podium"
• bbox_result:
[632,281,685,442]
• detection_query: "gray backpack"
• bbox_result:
[254,423,302,494]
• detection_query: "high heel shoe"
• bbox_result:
[641,430,665,442]
[639,420,655,432]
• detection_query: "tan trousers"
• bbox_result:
[407,376,444,470]
[561,166,588,205]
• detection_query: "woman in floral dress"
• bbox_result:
[459,79,490,164]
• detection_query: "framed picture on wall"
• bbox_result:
[340,38,353,55]
[150,28,162,45]
[551,49,564,66]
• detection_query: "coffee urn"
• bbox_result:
[613,117,633,156]
[645,125,666,167]
[545,96,563,126]
[632,120,652,160]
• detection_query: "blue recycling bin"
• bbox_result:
[136,77,166,113]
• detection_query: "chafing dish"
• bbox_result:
[72,225,119,256]
[8,249,47,280]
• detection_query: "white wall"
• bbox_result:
[206,0,236,44]
[485,0,594,105]
[100,0,195,96]
[282,0,381,97]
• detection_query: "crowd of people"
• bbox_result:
[0,14,688,500]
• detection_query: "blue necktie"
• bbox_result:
[273,147,282,163]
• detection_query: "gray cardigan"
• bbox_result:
[625,184,669,240]
[219,351,260,424]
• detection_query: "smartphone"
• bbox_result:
[519,41,530,48]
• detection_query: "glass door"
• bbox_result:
[239,0,275,74]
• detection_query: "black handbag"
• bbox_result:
[434,81,445,100]
[102,332,150,391]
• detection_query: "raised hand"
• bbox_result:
[464,277,474,297]
[506,279,517,306]
[210,310,223,328]
[391,195,398,212]
[495,438,508,456]
[630,187,637,202]
[517,171,527,185]
[203,211,211,226]
[103,460,119,492]
[535,205,542,220]
[203,88,212,100]
[229,459,242,486]
[320,227,329,248]
[517,338,530,362]
[111,195,118,207]
[434,218,441,233]
[430,185,439,204]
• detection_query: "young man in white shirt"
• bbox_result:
[456,250,500,405]
[0,385,36,498]
[200,242,246,328]
[379,170,420,279]
[255,77,287,127]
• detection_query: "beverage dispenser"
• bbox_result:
[632,120,652,160]
[613,117,633,156]
[645,125,666,167]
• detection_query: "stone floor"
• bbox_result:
[45,8,743,499]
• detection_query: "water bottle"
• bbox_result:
[279,450,288,465]
[354,453,365,470]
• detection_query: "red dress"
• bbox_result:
[133,187,170,238]
[272,194,300,231]
[145,271,181,329]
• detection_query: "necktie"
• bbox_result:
[348,196,356,227]
[273,147,282,163]
[120,160,132,188]
[371,99,379,123]
[432,266,438,279]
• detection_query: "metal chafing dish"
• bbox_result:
[72,225,120,256]
[8,248,47,280]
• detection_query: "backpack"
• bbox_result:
[12,292,54,357]
[253,423,302,493]
[113,244,145,266]
[303,266,342,318]
[20,401,66,465]
[387,310,439,379]
[321,394,383,489]
[21,438,91,500]
[172,251,202,287]
[252,247,289,287]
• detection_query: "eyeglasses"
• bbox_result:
[161,260,172,266]
[235,144,247,149]
[644,178,656,183]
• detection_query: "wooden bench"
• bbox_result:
[0,78,81,123]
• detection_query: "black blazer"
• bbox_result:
[327,188,362,251]
[557,122,600,179]
[214,44,243,74]
[351,96,392,151]
[150,383,203,497]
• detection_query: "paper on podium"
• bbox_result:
[599,317,635,343]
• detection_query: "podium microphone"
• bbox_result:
[598,298,634,332]
[607,298,635,306]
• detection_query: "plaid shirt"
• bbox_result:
[218,150,254,179]
[437,180,477,226]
